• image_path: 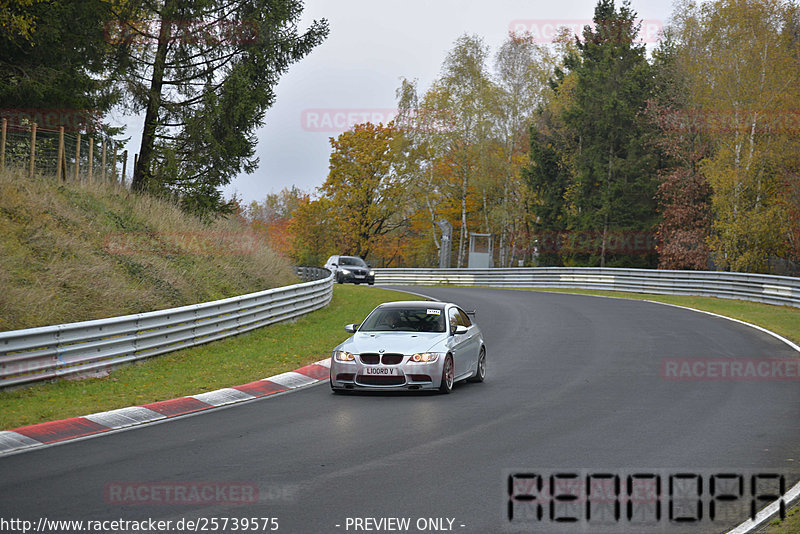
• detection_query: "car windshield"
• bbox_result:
[359,307,445,333]
[339,256,367,267]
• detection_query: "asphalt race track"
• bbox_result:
[1,287,798,533]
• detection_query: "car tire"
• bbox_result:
[336,274,343,284]
[468,347,486,383]
[439,354,454,394]
[368,281,374,286]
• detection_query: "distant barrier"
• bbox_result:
[295,266,331,282]
[0,269,333,388]
[374,267,800,309]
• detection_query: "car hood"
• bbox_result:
[338,332,446,354]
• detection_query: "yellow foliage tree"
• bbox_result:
[675,0,800,272]
[319,122,407,260]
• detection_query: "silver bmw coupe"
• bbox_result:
[329,301,486,393]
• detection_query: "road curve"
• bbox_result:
[0,287,798,533]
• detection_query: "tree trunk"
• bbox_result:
[458,173,468,268]
[132,9,173,192]
[601,143,613,267]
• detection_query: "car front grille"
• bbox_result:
[360,353,380,364]
[380,353,404,365]
[356,375,406,386]
[359,353,405,365]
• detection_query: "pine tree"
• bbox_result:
[560,0,659,267]
[117,0,328,216]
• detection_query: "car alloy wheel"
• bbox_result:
[439,355,454,393]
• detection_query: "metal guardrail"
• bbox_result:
[0,269,333,388]
[374,267,800,309]
[295,266,331,282]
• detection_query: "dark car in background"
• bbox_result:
[324,255,375,285]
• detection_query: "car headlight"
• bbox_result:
[340,268,351,274]
[369,270,375,276]
[334,350,355,361]
[410,352,440,363]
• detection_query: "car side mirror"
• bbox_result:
[454,325,468,335]
[344,324,358,333]
[331,263,338,267]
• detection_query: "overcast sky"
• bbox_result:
[115,0,675,204]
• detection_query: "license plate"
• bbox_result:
[363,367,395,375]
[355,275,365,278]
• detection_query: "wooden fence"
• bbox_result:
[0,118,132,186]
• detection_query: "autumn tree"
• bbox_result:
[394,78,453,266]
[394,33,556,267]
[245,186,304,257]
[288,195,338,266]
[320,122,406,259]
[670,0,800,272]
[434,35,497,267]
[491,32,554,266]
[644,30,713,270]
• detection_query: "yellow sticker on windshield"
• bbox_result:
[427,309,441,315]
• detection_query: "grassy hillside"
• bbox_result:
[0,168,297,331]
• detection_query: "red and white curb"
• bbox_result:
[0,358,331,457]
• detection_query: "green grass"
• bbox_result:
[0,285,424,430]
[0,168,296,331]
[520,287,800,346]
[768,503,800,533]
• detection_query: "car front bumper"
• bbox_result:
[337,272,374,284]
[330,358,444,391]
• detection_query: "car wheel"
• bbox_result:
[336,274,343,284]
[368,281,374,286]
[468,347,486,383]
[439,354,454,394]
